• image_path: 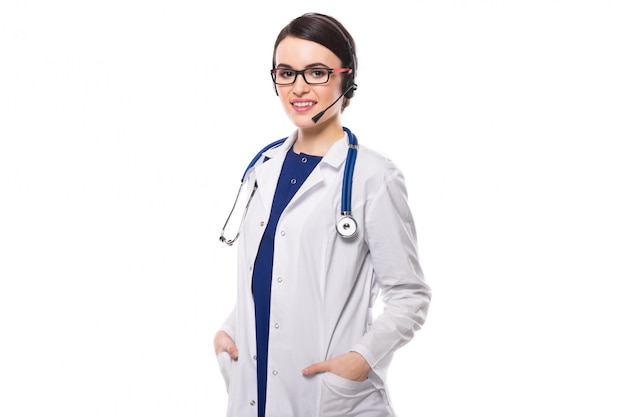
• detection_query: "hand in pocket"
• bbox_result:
[302,351,371,382]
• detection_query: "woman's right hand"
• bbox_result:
[214,330,239,360]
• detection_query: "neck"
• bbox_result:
[293,120,344,156]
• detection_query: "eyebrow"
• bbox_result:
[274,62,331,69]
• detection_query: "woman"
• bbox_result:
[215,12,431,417]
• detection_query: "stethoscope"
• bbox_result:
[219,127,359,246]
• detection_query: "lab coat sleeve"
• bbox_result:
[351,166,431,368]
[219,305,237,341]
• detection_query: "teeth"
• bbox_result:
[293,101,314,107]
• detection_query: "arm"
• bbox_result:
[352,166,431,368]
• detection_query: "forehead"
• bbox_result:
[275,36,342,67]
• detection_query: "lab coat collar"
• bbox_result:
[261,131,297,161]
[260,130,350,168]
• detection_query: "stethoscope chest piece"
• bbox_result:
[336,214,357,238]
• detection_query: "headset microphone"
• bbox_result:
[311,83,357,123]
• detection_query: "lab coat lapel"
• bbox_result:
[253,134,295,219]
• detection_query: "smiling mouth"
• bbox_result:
[292,101,315,108]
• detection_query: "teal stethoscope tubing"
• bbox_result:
[219,127,358,245]
[342,127,357,215]
[337,127,358,238]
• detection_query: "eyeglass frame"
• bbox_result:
[270,67,352,86]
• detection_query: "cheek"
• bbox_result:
[324,83,345,103]
[278,91,292,108]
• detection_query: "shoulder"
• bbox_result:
[355,144,405,183]
[350,144,411,205]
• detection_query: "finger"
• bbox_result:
[302,360,330,376]
[227,343,239,360]
[220,336,239,360]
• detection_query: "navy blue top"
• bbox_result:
[252,146,322,417]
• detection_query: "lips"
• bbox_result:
[291,100,316,112]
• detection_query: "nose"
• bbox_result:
[292,73,309,95]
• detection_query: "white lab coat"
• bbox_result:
[218,130,431,417]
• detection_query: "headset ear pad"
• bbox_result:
[343,75,357,99]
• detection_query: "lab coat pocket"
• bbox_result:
[216,352,232,392]
[320,372,391,417]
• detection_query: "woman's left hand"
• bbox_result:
[302,351,371,382]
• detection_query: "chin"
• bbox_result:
[289,114,317,128]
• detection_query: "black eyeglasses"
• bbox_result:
[270,67,352,85]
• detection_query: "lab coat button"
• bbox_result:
[250,400,256,406]
[274,323,280,329]
[260,221,265,227]
[276,277,283,283]
[280,230,286,236]
[253,354,257,360]
[272,370,278,376]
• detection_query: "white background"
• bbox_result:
[1,0,625,416]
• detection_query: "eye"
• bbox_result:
[278,69,294,79]
[308,68,329,79]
